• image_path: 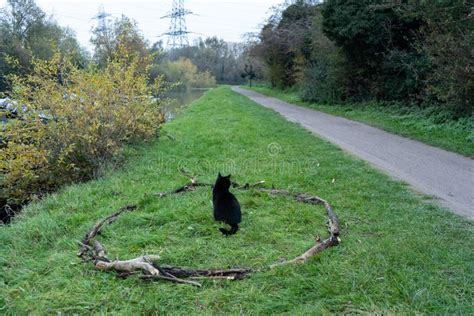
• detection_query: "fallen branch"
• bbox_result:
[232,180,266,190]
[140,275,202,287]
[156,170,266,198]
[258,189,339,237]
[269,236,338,268]
[155,169,212,197]
[95,255,161,276]
[78,203,254,287]
[77,205,137,258]
[157,266,253,280]
[77,173,341,286]
[255,189,340,267]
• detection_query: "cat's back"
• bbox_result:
[212,173,241,225]
[213,190,241,224]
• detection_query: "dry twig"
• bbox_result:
[77,172,340,286]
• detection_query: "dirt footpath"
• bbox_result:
[233,86,473,220]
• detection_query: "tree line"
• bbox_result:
[247,0,473,118]
[0,0,245,221]
[0,0,248,95]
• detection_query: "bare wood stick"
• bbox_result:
[322,201,340,237]
[77,172,342,285]
[95,255,161,276]
[232,180,266,189]
[294,194,339,236]
[156,183,210,198]
[76,240,93,252]
[154,267,204,287]
[158,266,253,279]
[190,276,236,280]
[84,205,137,243]
[258,189,340,237]
[255,188,340,267]
[179,168,213,187]
[156,171,212,198]
[269,236,338,268]
[157,175,267,198]
[140,275,202,287]
[93,240,108,261]
[77,204,137,258]
[156,267,179,279]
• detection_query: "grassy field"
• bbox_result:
[244,85,474,158]
[1,86,472,314]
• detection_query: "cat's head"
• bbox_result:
[215,172,232,189]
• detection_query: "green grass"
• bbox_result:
[244,85,474,158]
[1,86,472,314]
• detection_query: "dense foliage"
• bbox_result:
[0,0,87,93]
[0,44,164,209]
[0,1,246,93]
[160,37,247,85]
[249,0,473,118]
[0,1,166,216]
[91,15,150,71]
[160,57,216,91]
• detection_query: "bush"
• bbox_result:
[299,51,348,104]
[250,1,472,119]
[0,45,165,207]
[423,25,473,117]
[162,58,216,91]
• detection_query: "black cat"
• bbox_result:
[212,173,241,236]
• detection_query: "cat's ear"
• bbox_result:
[218,172,222,178]
[226,174,232,179]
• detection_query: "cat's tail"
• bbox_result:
[229,224,239,235]
[219,224,239,236]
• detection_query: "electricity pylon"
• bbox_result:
[92,5,111,33]
[162,0,193,49]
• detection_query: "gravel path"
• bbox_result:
[233,86,473,219]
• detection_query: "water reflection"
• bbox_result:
[1,90,209,124]
[163,89,207,121]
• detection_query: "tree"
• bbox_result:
[251,0,317,88]
[161,57,216,90]
[420,0,473,116]
[248,0,472,117]
[0,0,86,92]
[241,63,256,87]
[299,4,348,103]
[91,15,149,70]
[164,37,244,84]
[322,0,426,100]
[1,43,165,209]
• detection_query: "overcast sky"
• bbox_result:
[0,0,283,51]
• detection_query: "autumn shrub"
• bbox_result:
[0,44,165,208]
[162,58,216,91]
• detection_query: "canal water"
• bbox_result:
[0,89,209,224]
[163,89,207,121]
[1,90,208,125]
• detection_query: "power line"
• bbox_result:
[161,0,193,49]
[91,5,111,33]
